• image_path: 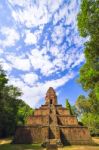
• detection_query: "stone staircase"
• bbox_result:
[47,143,58,150]
[47,104,63,147]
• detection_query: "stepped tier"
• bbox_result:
[14,87,92,146]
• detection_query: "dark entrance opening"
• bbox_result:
[50,99,52,104]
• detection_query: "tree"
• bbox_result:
[81,113,99,135]
[77,0,99,95]
[76,95,91,113]
[77,0,99,37]
[0,66,34,137]
[65,99,73,115]
[17,99,34,125]
[0,66,22,137]
[76,0,99,135]
[75,93,99,135]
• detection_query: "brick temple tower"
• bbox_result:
[14,87,92,146]
[45,87,57,105]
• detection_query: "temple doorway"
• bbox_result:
[50,99,52,104]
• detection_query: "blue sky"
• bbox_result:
[0,0,87,108]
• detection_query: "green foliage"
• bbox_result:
[76,93,99,114]
[71,105,80,117]
[77,0,99,135]
[0,68,20,136]
[94,82,99,100]
[17,100,34,125]
[75,93,99,135]
[81,113,99,135]
[77,0,99,37]
[76,95,91,113]
[0,141,43,150]
[0,66,8,88]
[77,0,99,91]
[65,99,73,115]
[0,66,34,137]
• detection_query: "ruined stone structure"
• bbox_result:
[14,87,92,146]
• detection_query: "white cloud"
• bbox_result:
[8,0,63,28]
[2,62,12,72]
[6,54,31,71]
[71,53,85,68]
[0,27,20,47]
[24,30,37,45]
[11,3,49,27]
[9,71,76,107]
[0,0,86,108]
[28,49,55,76]
[49,46,60,57]
[8,0,31,7]
[65,0,79,26]
[44,71,75,89]
[51,25,65,45]
[22,72,38,85]
[0,58,12,73]
[47,0,63,13]
[0,48,3,54]
[53,4,68,25]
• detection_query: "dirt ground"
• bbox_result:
[59,137,99,150]
[0,137,99,150]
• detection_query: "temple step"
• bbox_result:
[49,139,57,144]
[46,144,58,150]
[49,128,55,139]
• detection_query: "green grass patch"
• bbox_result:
[0,137,45,150]
[0,143,44,150]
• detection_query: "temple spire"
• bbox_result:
[45,87,57,105]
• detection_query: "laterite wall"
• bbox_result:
[58,116,78,125]
[14,126,49,144]
[34,109,50,115]
[56,108,70,115]
[26,116,49,125]
[60,127,92,145]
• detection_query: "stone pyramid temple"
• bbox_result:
[14,87,92,146]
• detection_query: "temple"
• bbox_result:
[14,87,92,146]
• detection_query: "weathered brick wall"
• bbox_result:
[60,127,92,145]
[14,126,49,144]
[41,126,49,140]
[45,87,57,105]
[58,116,78,125]
[30,126,49,143]
[40,105,49,109]
[26,116,49,125]
[56,108,70,115]
[34,109,50,115]
[14,126,34,143]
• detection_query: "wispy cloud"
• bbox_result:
[3,53,31,72]
[0,27,20,48]
[9,71,76,107]
[0,0,85,107]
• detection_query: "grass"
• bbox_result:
[0,137,99,150]
[0,138,45,150]
[0,143,45,150]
